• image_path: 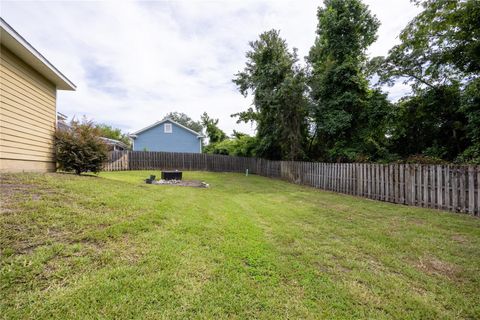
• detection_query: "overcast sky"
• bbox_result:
[2,0,421,135]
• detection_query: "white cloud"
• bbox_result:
[2,0,420,135]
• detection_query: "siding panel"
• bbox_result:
[0,146,55,160]
[1,94,55,121]
[0,45,57,172]
[133,120,202,153]
[0,77,56,111]
[1,138,54,153]
[0,126,54,145]
[1,116,55,138]
[1,46,56,96]
[1,63,56,102]
[1,103,56,128]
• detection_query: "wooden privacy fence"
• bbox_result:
[105,151,480,216]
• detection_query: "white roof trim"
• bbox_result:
[0,18,76,91]
[130,118,204,138]
[100,137,129,149]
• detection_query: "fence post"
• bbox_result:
[468,166,475,215]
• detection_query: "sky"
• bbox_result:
[1,0,421,136]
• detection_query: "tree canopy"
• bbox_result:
[228,0,479,164]
[233,30,308,160]
[307,0,390,162]
[164,112,203,134]
[376,0,480,163]
[201,112,227,144]
[378,0,480,90]
[95,123,131,147]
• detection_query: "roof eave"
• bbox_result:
[0,18,76,91]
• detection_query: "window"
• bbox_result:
[164,123,172,133]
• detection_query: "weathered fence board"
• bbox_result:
[104,151,480,215]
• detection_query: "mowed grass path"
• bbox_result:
[1,171,479,319]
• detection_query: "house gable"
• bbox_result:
[131,119,203,153]
[131,118,203,138]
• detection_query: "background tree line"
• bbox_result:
[209,0,478,164]
[70,0,478,165]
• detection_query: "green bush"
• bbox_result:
[204,135,257,157]
[455,145,480,165]
[55,119,108,175]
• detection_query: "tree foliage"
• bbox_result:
[387,85,469,160]
[95,123,131,147]
[201,112,227,144]
[204,134,257,157]
[377,0,480,163]
[378,0,480,90]
[307,0,390,162]
[55,119,108,175]
[164,112,203,134]
[233,30,308,160]
[229,0,478,164]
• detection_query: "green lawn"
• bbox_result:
[1,171,479,319]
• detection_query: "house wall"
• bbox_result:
[133,120,201,153]
[0,45,57,172]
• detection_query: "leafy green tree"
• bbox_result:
[55,119,108,175]
[378,0,479,90]
[376,0,480,162]
[388,85,469,161]
[307,0,390,162]
[200,112,227,144]
[233,30,308,160]
[164,112,203,134]
[205,134,257,157]
[95,123,131,147]
[460,79,480,163]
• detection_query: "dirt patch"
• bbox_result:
[1,178,38,215]
[451,234,468,244]
[151,180,209,188]
[415,256,460,279]
[0,175,54,208]
[410,218,426,226]
[0,182,35,197]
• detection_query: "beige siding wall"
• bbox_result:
[0,45,57,172]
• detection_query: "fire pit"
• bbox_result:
[161,171,182,180]
[144,171,207,188]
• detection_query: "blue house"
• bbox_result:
[130,118,203,153]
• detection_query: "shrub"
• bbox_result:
[455,145,480,165]
[204,135,257,157]
[55,119,108,175]
[402,154,448,165]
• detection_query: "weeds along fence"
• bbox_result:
[105,151,480,216]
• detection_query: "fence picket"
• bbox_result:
[437,166,443,209]
[460,168,466,213]
[468,166,475,215]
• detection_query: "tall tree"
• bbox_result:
[378,0,479,90]
[387,85,469,160]
[377,0,480,162]
[233,30,308,160]
[200,112,227,144]
[164,112,203,134]
[308,0,390,162]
